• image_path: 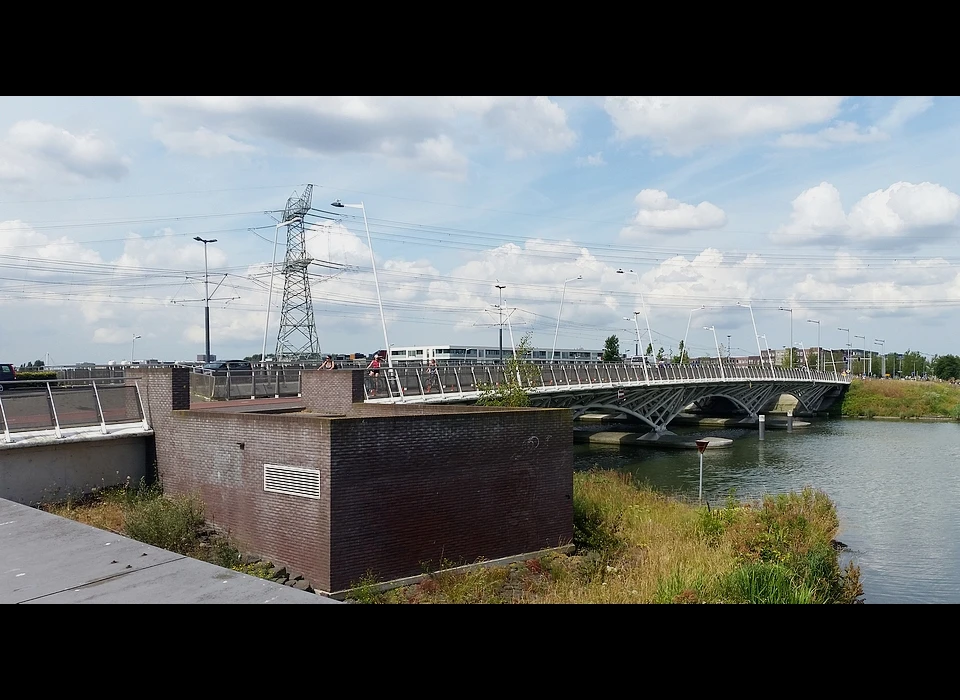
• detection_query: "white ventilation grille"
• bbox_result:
[263,464,321,499]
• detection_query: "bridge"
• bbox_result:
[363,362,851,439]
[1,362,850,444]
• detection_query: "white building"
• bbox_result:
[387,344,602,366]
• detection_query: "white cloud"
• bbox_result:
[620,189,727,238]
[604,96,844,155]
[0,120,129,182]
[778,96,934,150]
[134,96,575,175]
[576,152,605,167]
[771,181,960,248]
[151,125,256,157]
[776,121,888,149]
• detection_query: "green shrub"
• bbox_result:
[14,371,58,381]
[123,492,206,555]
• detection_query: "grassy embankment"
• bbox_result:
[840,378,960,419]
[44,472,863,604]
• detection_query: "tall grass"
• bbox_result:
[841,379,960,418]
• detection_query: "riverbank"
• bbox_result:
[840,378,960,420]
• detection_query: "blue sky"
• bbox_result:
[1,96,958,366]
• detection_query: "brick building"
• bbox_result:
[133,367,573,597]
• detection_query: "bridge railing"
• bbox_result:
[0,379,149,443]
[359,361,848,400]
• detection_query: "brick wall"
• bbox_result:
[300,369,364,413]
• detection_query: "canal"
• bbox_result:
[573,418,960,604]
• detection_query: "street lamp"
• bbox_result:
[703,326,725,379]
[624,312,649,381]
[552,275,582,362]
[616,268,653,362]
[854,334,865,375]
[736,302,764,367]
[838,327,851,373]
[759,334,774,372]
[131,334,141,364]
[727,334,731,360]
[875,339,886,376]
[194,236,217,362]
[261,216,301,366]
[808,319,821,372]
[331,200,392,369]
[682,305,705,364]
[799,341,811,374]
[779,306,793,368]
[495,284,506,364]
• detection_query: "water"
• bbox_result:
[573,419,960,604]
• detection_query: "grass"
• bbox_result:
[840,378,960,419]
[348,470,864,604]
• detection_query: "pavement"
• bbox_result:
[0,498,340,604]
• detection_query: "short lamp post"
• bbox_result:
[552,275,582,362]
[131,334,141,364]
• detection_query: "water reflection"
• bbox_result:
[573,419,960,604]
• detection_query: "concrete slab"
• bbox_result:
[575,431,734,449]
[0,498,339,604]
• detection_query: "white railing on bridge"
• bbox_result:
[0,379,149,444]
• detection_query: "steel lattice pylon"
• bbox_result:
[275,185,321,361]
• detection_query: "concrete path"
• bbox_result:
[0,499,339,604]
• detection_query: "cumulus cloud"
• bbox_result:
[620,189,727,239]
[604,96,844,155]
[134,96,576,176]
[0,120,129,183]
[772,181,960,248]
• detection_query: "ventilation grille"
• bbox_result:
[263,464,321,499]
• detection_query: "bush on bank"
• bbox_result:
[841,378,960,419]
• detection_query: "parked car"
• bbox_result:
[0,362,15,391]
[196,360,253,376]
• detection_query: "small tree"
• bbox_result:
[476,334,541,407]
[602,335,621,362]
[656,346,665,362]
[645,342,653,357]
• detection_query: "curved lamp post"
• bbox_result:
[682,305,705,364]
[552,275,582,362]
[779,306,793,368]
[616,268,653,362]
[332,200,392,369]
[736,301,764,367]
[808,319,821,372]
[704,325,725,379]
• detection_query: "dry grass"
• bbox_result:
[361,470,861,604]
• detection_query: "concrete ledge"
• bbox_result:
[576,431,733,449]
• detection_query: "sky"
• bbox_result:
[1,95,958,366]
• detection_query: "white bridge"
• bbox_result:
[366,362,851,440]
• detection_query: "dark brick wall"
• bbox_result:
[327,409,572,592]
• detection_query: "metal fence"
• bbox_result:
[0,379,148,443]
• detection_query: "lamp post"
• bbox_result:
[194,236,217,362]
[808,319,821,371]
[616,269,653,362]
[799,341,811,374]
[131,334,141,364]
[552,275,582,362]
[331,200,392,368]
[838,327,851,373]
[759,334,774,372]
[624,312,649,381]
[704,325,725,379]
[875,339,886,376]
[682,305,705,364]
[779,306,793,368]
[261,216,301,366]
[495,284,506,365]
[727,334,731,360]
[736,302,764,367]
[854,334,865,375]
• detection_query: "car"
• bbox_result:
[0,362,15,391]
[196,360,253,376]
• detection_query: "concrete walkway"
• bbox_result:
[0,498,339,604]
